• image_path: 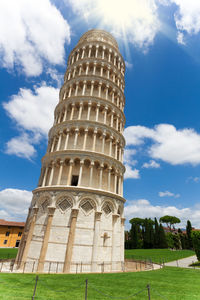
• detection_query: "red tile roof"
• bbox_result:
[0,219,25,227]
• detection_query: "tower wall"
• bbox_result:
[16,29,126,273]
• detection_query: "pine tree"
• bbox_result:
[158,223,168,248]
[130,223,139,249]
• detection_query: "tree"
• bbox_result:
[159,215,181,231]
[143,218,154,248]
[154,217,160,248]
[158,223,168,248]
[192,231,200,261]
[186,220,193,249]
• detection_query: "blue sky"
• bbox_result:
[1,0,200,229]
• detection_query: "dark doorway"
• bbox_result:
[71,175,79,186]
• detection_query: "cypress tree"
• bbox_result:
[186,220,193,249]
[130,223,139,249]
[154,217,159,248]
[158,223,168,248]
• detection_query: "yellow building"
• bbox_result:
[0,219,25,248]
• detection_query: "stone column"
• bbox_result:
[63,107,67,122]
[108,167,112,191]
[95,103,100,122]
[87,102,92,120]
[104,106,108,124]
[42,167,48,187]
[67,160,73,186]
[63,208,79,273]
[83,128,88,150]
[109,136,113,156]
[73,67,76,78]
[81,46,85,59]
[112,214,119,270]
[102,46,105,59]
[86,62,89,75]
[115,142,118,159]
[95,45,99,58]
[64,130,70,150]
[91,211,102,272]
[92,129,97,151]
[98,82,102,97]
[101,132,106,153]
[56,131,62,151]
[110,111,114,127]
[88,45,92,58]
[90,80,94,96]
[78,103,83,120]
[78,160,84,186]
[37,207,56,272]
[68,85,72,97]
[82,80,87,96]
[112,89,115,103]
[76,50,80,61]
[19,207,38,269]
[114,172,117,193]
[50,137,56,152]
[105,85,109,100]
[100,63,104,76]
[56,161,64,185]
[89,161,94,186]
[73,128,79,148]
[99,164,103,189]
[116,115,119,130]
[49,162,55,186]
[93,62,97,75]
[108,49,112,62]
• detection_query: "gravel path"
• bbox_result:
[165,255,197,268]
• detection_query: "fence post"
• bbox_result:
[147,284,150,300]
[85,279,88,300]
[176,260,179,267]
[32,275,39,300]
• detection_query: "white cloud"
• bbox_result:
[142,160,160,168]
[68,0,160,49]
[123,148,139,179]
[3,84,59,159]
[124,165,140,179]
[159,191,180,198]
[171,0,200,35]
[125,198,200,229]
[177,31,185,45]
[5,134,36,159]
[124,124,200,165]
[0,0,70,76]
[0,189,32,221]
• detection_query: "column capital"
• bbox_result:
[91,80,95,84]
[104,105,108,111]
[75,127,79,133]
[83,80,87,84]
[96,44,99,49]
[112,214,119,221]
[106,84,109,88]
[90,160,95,167]
[99,81,102,86]
[33,207,39,215]
[86,61,90,66]
[59,160,64,166]
[71,208,79,218]
[97,102,101,108]
[84,127,89,133]
[71,102,75,107]
[95,211,102,221]
[69,159,74,165]
[79,102,83,107]
[109,48,112,53]
[88,101,92,107]
[80,159,84,165]
[48,206,56,216]
[89,44,92,49]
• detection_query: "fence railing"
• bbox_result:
[0,259,156,274]
[0,276,170,299]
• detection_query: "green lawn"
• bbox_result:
[125,249,195,263]
[0,267,200,299]
[0,248,18,260]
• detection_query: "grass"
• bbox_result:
[0,267,200,299]
[125,249,195,263]
[0,248,18,260]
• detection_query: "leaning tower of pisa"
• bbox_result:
[16,29,126,273]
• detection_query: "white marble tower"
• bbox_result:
[16,29,126,273]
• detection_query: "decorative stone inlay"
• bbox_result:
[102,203,112,215]
[81,200,94,215]
[58,198,72,212]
